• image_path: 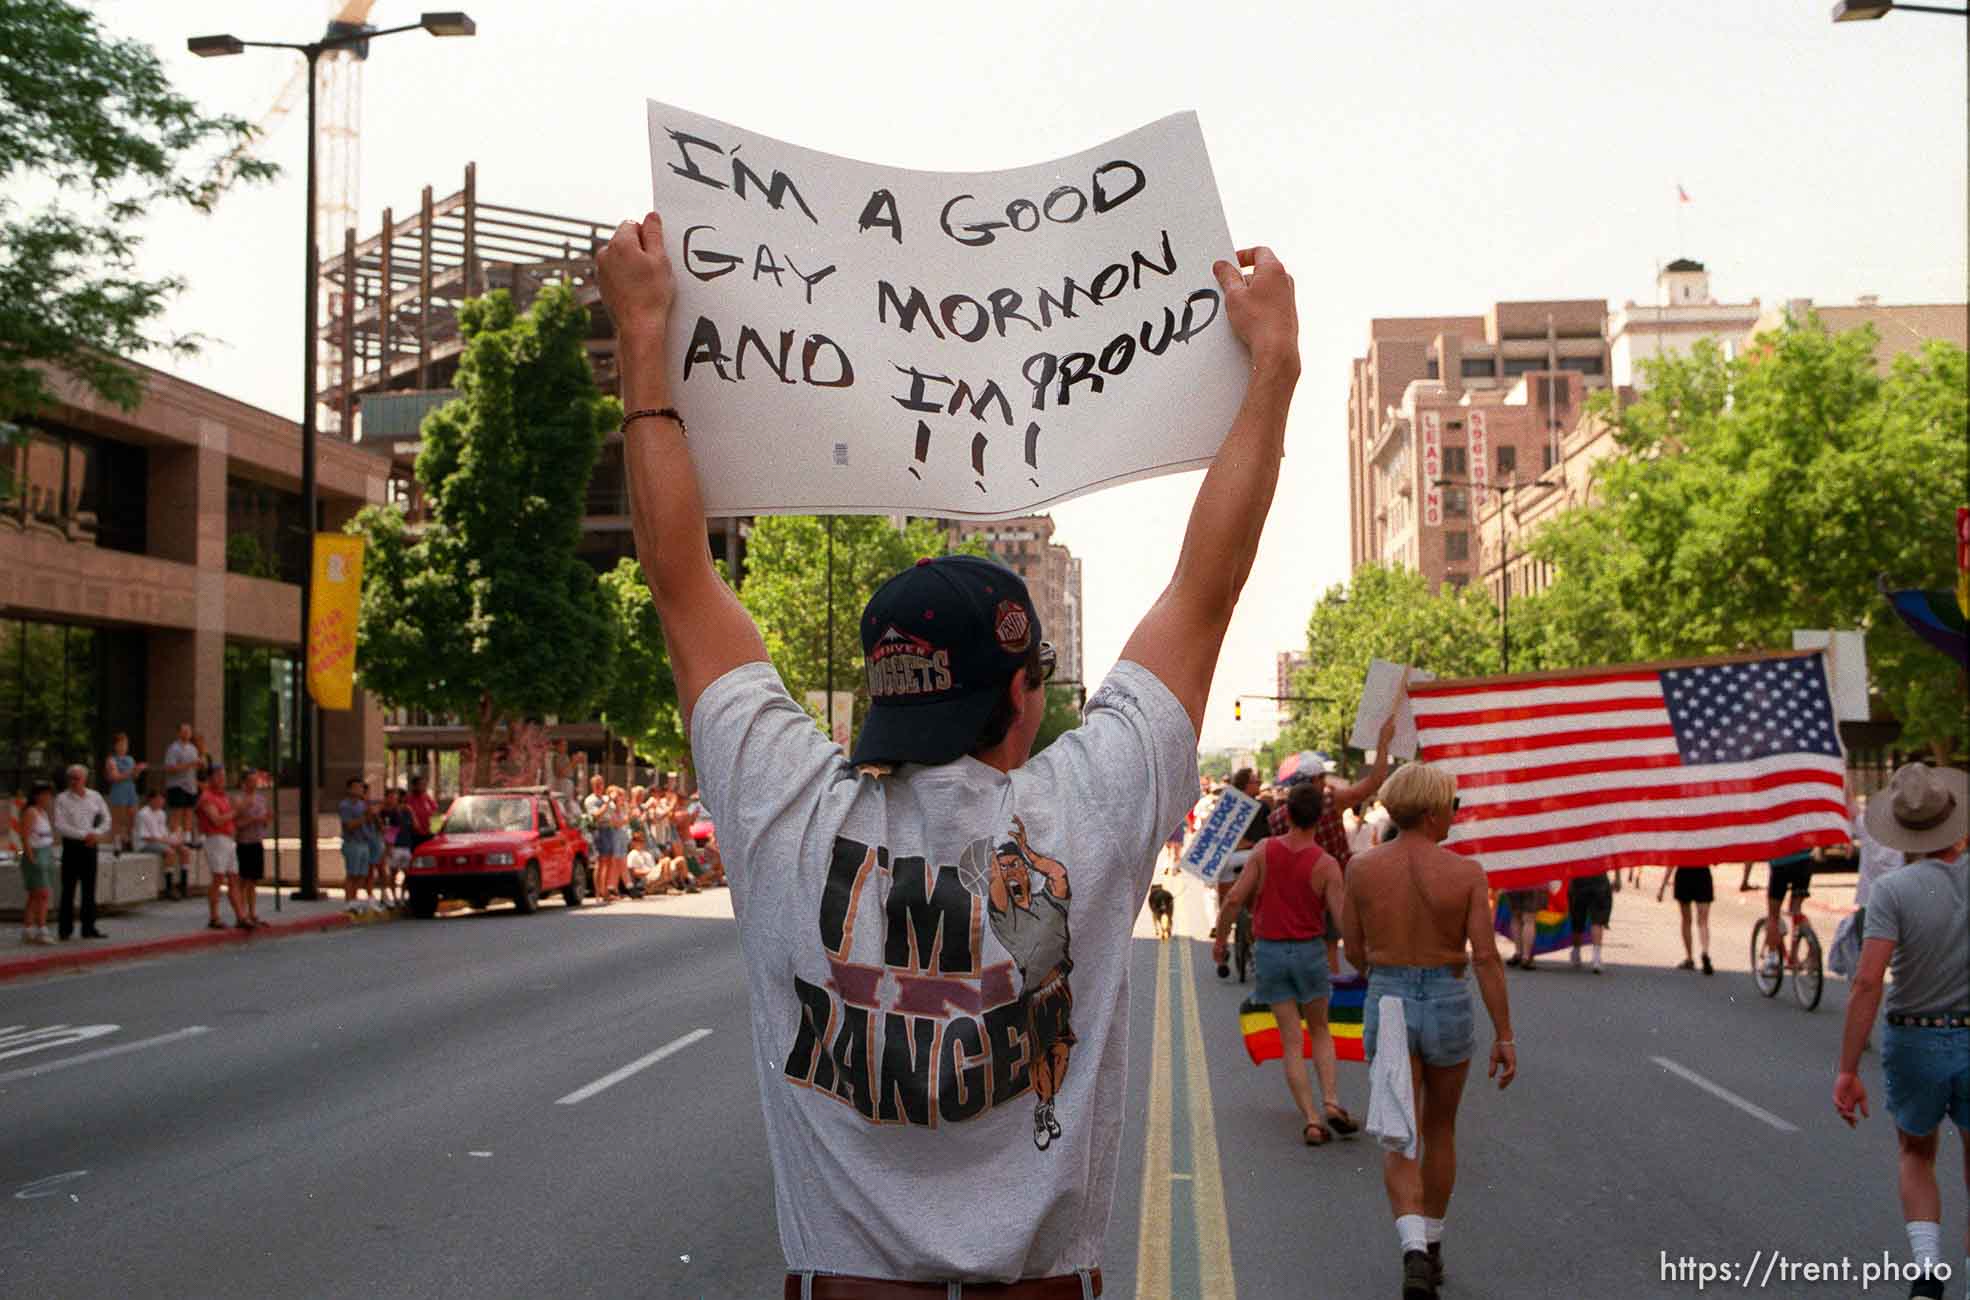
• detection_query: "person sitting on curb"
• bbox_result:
[135,787,191,900]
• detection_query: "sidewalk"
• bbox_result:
[0,885,397,983]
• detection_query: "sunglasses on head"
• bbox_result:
[1038,641,1057,683]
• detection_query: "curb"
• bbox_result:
[0,908,399,984]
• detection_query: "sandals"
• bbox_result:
[1323,1104,1359,1136]
[1302,1121,1331,1147]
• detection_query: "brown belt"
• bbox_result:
[784,1269,1100,1299]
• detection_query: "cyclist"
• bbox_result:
[1213,781,1354,1146]
[1762,846,1818,974]
[1213,767,1273,975]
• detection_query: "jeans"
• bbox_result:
[1363,964,1476,1067]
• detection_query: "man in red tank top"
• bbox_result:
[1212,782,1353,1145]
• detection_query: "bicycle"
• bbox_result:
[1750,908,1824,1011]
[1233,907,1253,984]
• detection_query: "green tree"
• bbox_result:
[0,0,272,442]
[1030,685,1082,755]
[1524,323,1966,757]
[597,557,684,767]
[350,285,618,786]
[737,515,984,732]
[1274,563,1503,764]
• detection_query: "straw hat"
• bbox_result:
[1863,763,1970,855]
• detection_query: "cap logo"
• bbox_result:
[994,600,1031,654]
[867,625,953,700]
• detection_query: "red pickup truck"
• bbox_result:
[404,788,590,918]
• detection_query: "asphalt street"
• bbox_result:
[4,871,1963,1299]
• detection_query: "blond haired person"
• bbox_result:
[1342,762,1516,1300]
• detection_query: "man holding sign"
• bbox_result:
[599,209,1297,1292]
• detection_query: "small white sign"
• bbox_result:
[1180,787,1260,886]
[1349,658,1436,760]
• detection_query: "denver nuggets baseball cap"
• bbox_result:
[852,555,1043,768]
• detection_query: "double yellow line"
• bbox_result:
[1135,906,1235,1298]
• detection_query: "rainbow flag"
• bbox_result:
[1238,975,1368,1065]
[1492,880,1575,956]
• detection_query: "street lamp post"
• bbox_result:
[1436,476,1519,672]
[190,14,475,898]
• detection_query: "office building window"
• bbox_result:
[0,618,141,796]
[1445,530,1469,561]
[226,478,310,583]
[1557,355,1605,375]
[1502,357,1543,376]
[4,423,147,555]
[1542,444,1558,471]
[1496,445,1517,477]
[1460,358,1493,379]
[1443,447,1467,476]
[1444,488,1469,519]
[224,643,302,787]
[1425,358,1439,379]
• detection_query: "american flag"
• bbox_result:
[1411,652,1850,887]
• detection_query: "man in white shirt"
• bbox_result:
[52,763,112,940]
[599,211,1299,1292]
[133,788,191,898]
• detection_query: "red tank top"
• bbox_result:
[1252,837,1328,941]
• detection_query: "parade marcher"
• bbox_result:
[195,764,243,930]
[1213,780,1357,1146]
[1657,865,1715,974]
[52,763,112,940]
[1565,867,1614,974]
[1762,846,1817,974]
[1500,883,1545,970]
[599,208,1298,1292]
[19,781,56,944]
[1342,762,1516,1300]
[1833,763,1970,1300]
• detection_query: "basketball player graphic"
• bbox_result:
[976,815,1076,1151]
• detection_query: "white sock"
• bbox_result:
[1906,1221,1941,1272]
[1591,941,1603,966]
[1396,1214,1428,1253]
[1424,1217,1445,1245]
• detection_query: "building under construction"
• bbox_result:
[316,163,746,581]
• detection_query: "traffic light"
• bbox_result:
[1234,699,1242,722]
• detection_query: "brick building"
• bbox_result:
[1,360,391,812]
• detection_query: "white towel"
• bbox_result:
[1366,995,1418,1159]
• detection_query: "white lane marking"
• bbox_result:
[0,1026,212,1086]
[0,1025,119,1062]
[15,1170,89,1200]
[1649,1056,1799,1133]
[555,1028,712,1106]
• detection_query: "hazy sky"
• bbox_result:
[84,0,1967,750]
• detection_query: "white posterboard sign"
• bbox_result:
[1349,658,1436,759]
[645,101,1247,518]
[1792,630,1868,723]
[1180,787,1260,886]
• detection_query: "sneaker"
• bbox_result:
[1045,1102,1062,1139]
[1402,1248,1438,1299]
[1909,1273,1944,1299]
[1701,954,1714,976]
[1426,1242,1443,1287]
[1033,1107,1051,1151]
[1593,962,1603,975]
[1676,957,1695,971]
[1570,947,1581,968]
[1760,951,1781,979]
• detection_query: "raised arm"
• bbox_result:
[1331,710,1400,809]
[1118,248,1300,733]
[598,212,769,730]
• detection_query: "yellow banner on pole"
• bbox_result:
[308,534,365,711]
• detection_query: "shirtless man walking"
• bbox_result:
[1343,761,1516,1300]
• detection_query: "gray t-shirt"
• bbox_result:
[693,659,1196,1282]
[1863,854,1969,1015]
[164,740,201,793]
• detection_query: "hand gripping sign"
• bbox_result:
[646,101,1247,519]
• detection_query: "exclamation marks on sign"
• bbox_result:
[1024,421,1040,487]
[972,432,989,493]
[910,420,931,480]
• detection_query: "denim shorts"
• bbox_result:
[340,839,372,877]
[1882,1023,1970,1137]
[1254,938,1331,1004]
[1363,964,1476,1067]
